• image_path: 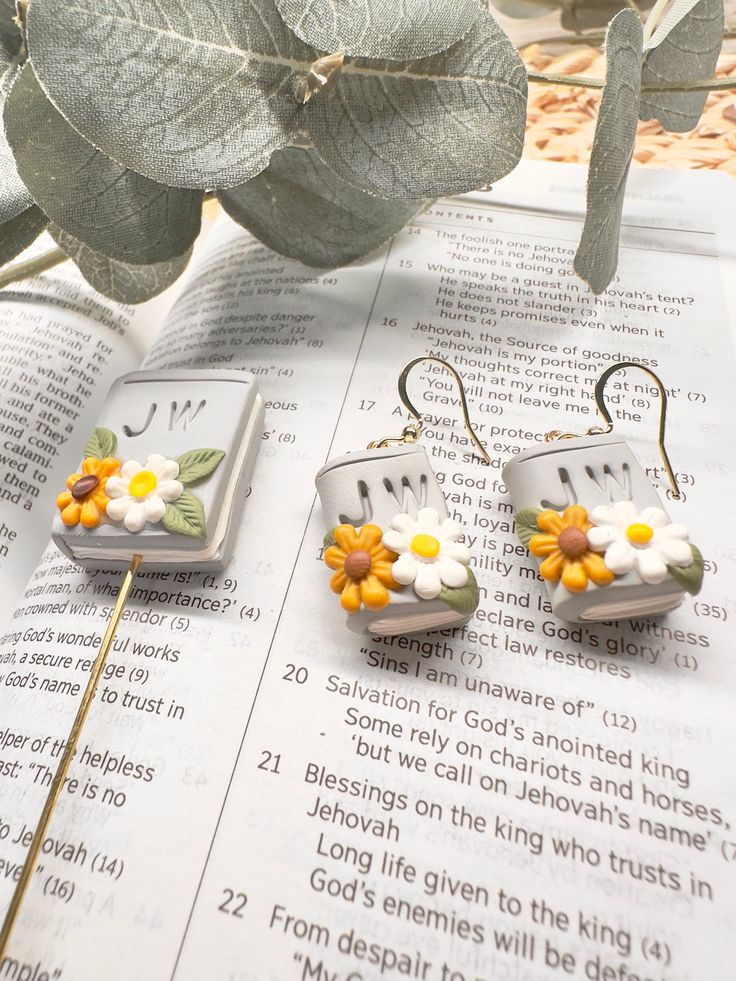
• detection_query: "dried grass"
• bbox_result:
[523,46,736,174]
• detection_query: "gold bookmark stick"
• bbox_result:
[0,553,143,960]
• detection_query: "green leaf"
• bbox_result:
[0,204,46,267]
[84,427,117,460]
[175,448,225,486]
[667,544,704,595]
[323,528,337,549]
[275,0,480,59]
[515,507,542,548]
[489,0,558,19]
[640,0,724,133]
[27,0,314,188]
[219,147,428,267]
[439,566,479,616]
[0,6,32,229]
[5,64,203,263]
[306,10,528,198]
[48,225,192,304]
[161,491,207,539]
[574,10,643,295]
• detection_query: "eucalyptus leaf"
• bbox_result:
[438,567,479,616]
[574,10,643,295]
[640,0,724,133]
[0,4,31,227]
[324,528,337,549]
[0,204,45,267]
[162,491,207,539]
[27,0,315,188]
[220,147,428,267]
[275,0,480,60]
[49,225,192,304]
[306,10,528,198]
[175,448,226,486]
[0,0,21,60]
[84,427,117,460]
[515,507,542,548]
[488,0,558,19]
[667,544,704,595]
[5,65,203,263]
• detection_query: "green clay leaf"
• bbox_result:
[48,225,192,304]
[640,0,724,133]
[275,0,480,59]
[574,10,643,295]
[84,427,117,460]
[323,528,337,549]
[438,566,479,616]
[162,491,207,539]
[667,544,704,596]
[219,147,427,268]
[5,64,203,263]
[175,448,225,486]
[515,507,542,548]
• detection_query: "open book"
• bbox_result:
[0,161,735,980]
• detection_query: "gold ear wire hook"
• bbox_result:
[545,360,680,499]
[367,355,491,465]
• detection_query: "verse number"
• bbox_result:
[358,400,376,411]
[258,750,282,774]
[282,664,309,685]
[218,888,248,919]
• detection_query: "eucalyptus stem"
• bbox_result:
[0,247,66,288]
[526,25,735,46]
[527,71,736,92]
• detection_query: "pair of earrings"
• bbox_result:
[316,358,704,636]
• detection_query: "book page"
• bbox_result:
[0,162,735,981]
[0,247,178,613]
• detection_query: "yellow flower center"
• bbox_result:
[129,470,158,498]
[626,522,654,545]
[411,533,440,559]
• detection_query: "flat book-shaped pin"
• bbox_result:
[0,368,263,959]
[52,368,263,569]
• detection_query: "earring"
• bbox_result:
[502,361,704,623]
[316,356,489,637]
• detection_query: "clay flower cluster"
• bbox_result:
[56,428,224,539]
[518,501,702,595]
[323,507,477,615]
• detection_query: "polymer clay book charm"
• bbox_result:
[316,357,489,637]
[52,369,263,568]
[502,362,703,623]
[0,369,263,957]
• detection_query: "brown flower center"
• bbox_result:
[71,474,100,501]
[344,549,372,581]
[557,526,588,558]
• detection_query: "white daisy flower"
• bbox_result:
[587,501,692,585]
[382,507,471,600]
[105,454,183,533]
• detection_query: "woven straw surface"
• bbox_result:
[523,46,736,174]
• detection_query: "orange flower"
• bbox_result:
[529,505,614,594]
[56,457,120,529]
[324,524,401,613]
